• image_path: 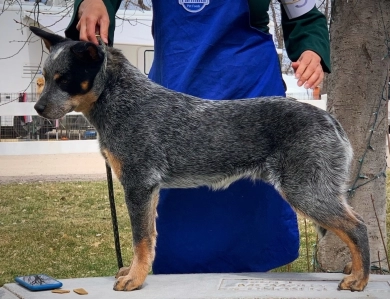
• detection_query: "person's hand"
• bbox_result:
[291,50,324,89]
[76,0,109,45]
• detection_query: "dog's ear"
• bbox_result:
[70,42,104,63]
[29,26,66,51]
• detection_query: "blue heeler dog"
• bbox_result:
[30,26,370,292]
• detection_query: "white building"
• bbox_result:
[0,0,154,94]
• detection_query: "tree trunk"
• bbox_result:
[318,0,389,272]
[270,1,284,65]
[323,0,330,24]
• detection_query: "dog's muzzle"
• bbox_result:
[34,102,46,115]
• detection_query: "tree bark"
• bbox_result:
[270,1,284,50]
[318,0,389,272]
[270,1,284,66]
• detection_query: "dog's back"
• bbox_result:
[87,58,352,195]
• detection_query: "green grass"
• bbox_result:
[0,181,133,286]
[0,179,389,286]
[272,216,319,273]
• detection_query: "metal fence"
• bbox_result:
[0,92,97,141]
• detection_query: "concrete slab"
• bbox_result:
[0,287,18,299]
[1,273,389,299]
[0,153,108,184]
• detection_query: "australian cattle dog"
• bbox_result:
[30,26,370,292]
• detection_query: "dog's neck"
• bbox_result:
[82,47,130,129]
[85,46,180,136]
[96,47,157,99]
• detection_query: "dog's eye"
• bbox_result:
[56,77,68,85]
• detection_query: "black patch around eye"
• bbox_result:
[55,55,102,96]
[55,75,70,91]
[57,77,68,84]
[56,75,91,95]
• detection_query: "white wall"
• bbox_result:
[0,140,100,155]
[0,5,47,93]
[115,44,154,75]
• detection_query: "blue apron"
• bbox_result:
[149,0,299,274]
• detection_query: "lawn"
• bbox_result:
[0,181,133,286]
[0,179,389,286]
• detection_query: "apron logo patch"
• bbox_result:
[178,0,210,13]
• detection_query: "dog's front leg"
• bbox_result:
[113,186,159,291]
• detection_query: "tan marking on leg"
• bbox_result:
[114,191,159,280]
[319,203,368,291]
[80,81,89,91]
[114,190,159,291]
[332,228,363,273]
[101,149,122,180]
[114,239,153,291]
[330,227,368,291]
[291,196,368,291]
[71,91,98,114]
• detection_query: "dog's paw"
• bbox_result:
[115,266,131,278]
[338,274,368,292]
[113,275,142,291]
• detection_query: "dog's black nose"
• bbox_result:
[34,103,46,114]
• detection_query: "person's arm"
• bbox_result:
[248,1,330,89]
[281,4,331,88]
[65,0,122,46]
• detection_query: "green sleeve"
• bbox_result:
[65,0,122,46]
[247,0,331,73]
[247,0,270,34]
[281,4,331,73]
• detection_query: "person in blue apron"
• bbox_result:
[66,0,330,273]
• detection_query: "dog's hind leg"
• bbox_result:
[113,187,159,291]
[328,211,370,292]
[331,219,369,291]
[317,207,369,291]
[282,189,370,291]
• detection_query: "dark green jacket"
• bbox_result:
[65,0,330,72]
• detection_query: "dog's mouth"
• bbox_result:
[34,102,74,120]
[35,92,98,119]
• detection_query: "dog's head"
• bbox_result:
[30,26,106,119]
